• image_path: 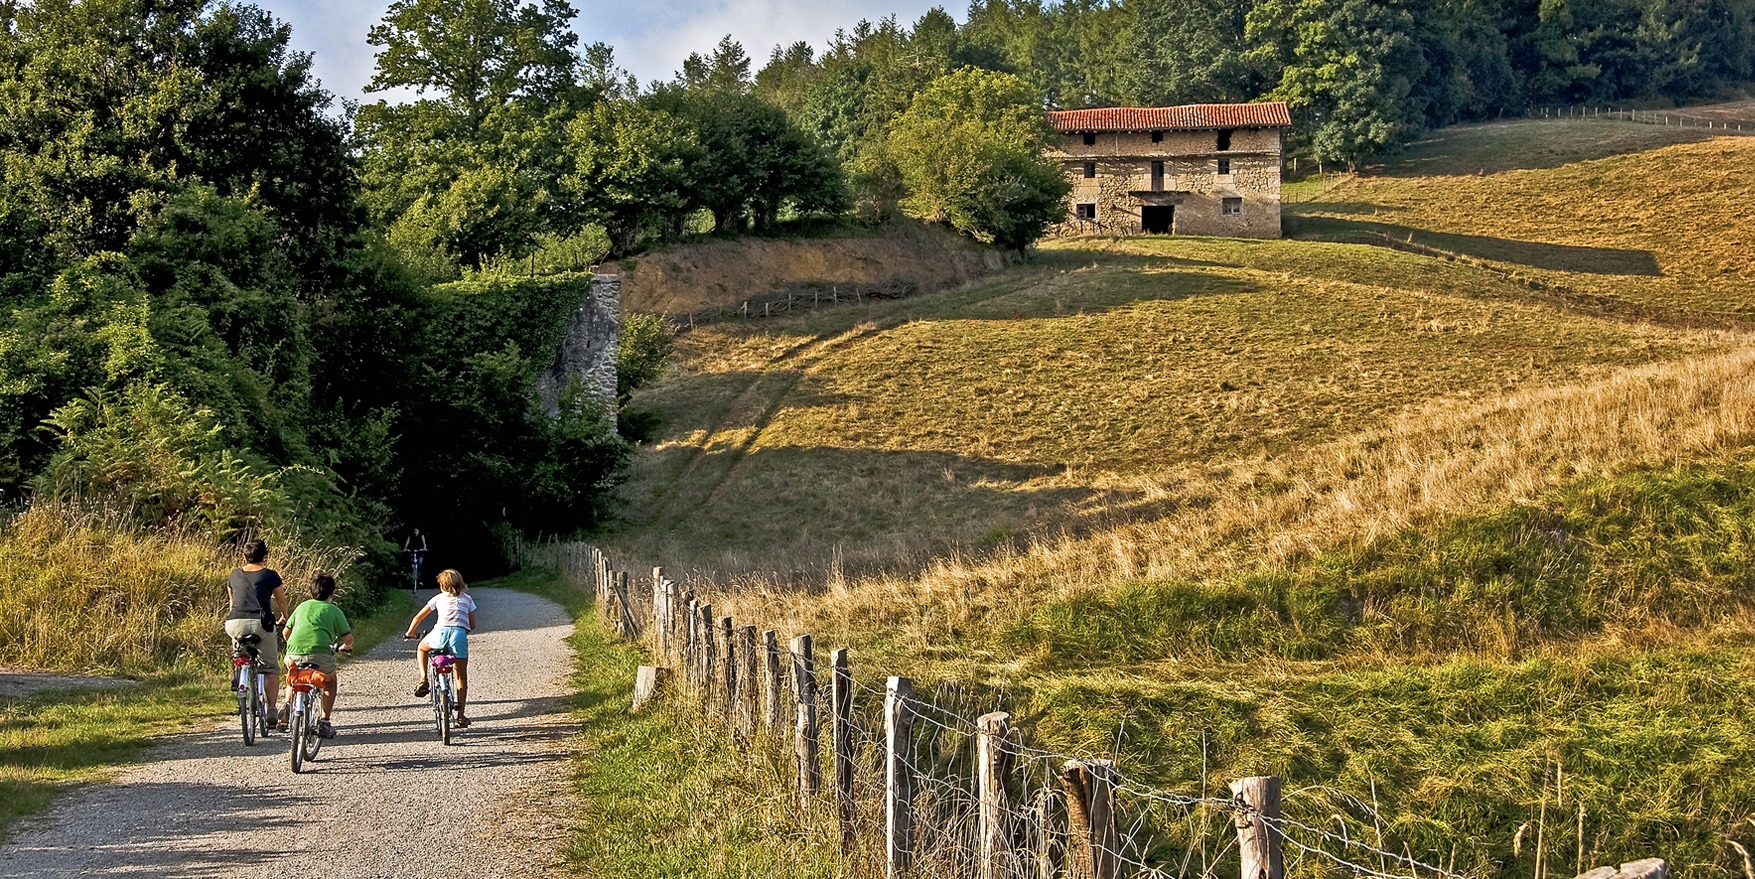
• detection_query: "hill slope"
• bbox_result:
[599,116,1755,878]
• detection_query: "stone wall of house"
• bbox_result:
[1048,126,1284,238]
[537,273,619,417]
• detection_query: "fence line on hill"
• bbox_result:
[558,542,1669,879]
[1529,103,1754,134]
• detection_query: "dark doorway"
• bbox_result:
[1142,205,1175,234]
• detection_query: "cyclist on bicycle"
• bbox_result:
[280,572,354,738]
[223,538,287,720]
[403,527,428,586]
[404,569,476,727]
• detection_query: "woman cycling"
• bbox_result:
[223,538,287,724]
[404,569,477,727]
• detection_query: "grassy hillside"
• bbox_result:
[598,115,1755,878]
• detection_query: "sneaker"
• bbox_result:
[275,706,289,731]
[413,680,429,698]
[453,716,471,728]
[317,719,337,738]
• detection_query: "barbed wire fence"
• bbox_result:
[556,543,1670,879]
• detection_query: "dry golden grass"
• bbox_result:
[0,503,363,672]
[610,236,1735,595]
[599,115,1755,657]
[1299,125,1755,317]
[734,342,1755,655]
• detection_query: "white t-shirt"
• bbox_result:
[425,592,477,631]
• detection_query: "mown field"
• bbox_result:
[597,114,1755,878]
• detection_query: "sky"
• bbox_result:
[257,0,957,103]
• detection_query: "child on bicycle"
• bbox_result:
[404,569,476,727]
[280,573,354,737]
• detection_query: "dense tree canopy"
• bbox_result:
[881,68,1071,251]
[0,0,632,579]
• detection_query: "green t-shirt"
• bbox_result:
[284,599,351,656]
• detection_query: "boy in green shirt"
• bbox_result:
[279,573,354,737]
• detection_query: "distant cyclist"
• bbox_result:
[403,527,429,588]
[405,569,477,727]
[280,573,354,737]
[223,538,287,723]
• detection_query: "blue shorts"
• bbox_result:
[424,626,469,659]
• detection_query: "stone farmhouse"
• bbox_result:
[1046,102,1291,238]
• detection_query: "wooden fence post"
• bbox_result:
[1577,858,1667,879]
[596,552,609,617]
[1231,776,1284,879]
[737,625,758,739]
[1063,759,1120,879]
[978,711,1016,879]
[698,604,716,707]
[831,648,855,852]
[885,676,915,879]
[792,634,820,804]
[763,630,784,734]
[651,567,666,652]
[614,571,637,639]
[684,597,699,691]
[631,665,670,713]
[719,616,736,710]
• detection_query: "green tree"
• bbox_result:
[561,101,700,255]
[359,0,586,273]
[366,0,580,126]
[881,68,1070,251]
[1248,0,1428,168]
[646,78,846,234]
[1124,0,1265,105]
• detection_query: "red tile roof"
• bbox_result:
[1048,103,1292,133]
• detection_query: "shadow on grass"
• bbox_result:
[1374,118,1719,177]
[1296,213,1662,276]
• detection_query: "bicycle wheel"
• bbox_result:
[256,674,273,738]
[303,709,323,761]
[289,698,306,773]
[237,667,255,746]
[429,677,445,740]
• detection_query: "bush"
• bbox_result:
[616,312,672,401]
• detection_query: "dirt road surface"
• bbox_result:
[0,587,579,879]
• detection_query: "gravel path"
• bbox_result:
[0,587,580,879]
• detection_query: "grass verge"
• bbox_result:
[531,572,839,878]
[0,670,225,841]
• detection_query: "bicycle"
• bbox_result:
[406,549,425,591]
[407,631,459,745]
[286,643,350,773]
[229,633,272,745]
[427,646,458,744]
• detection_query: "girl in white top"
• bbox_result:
[404,569,478,726]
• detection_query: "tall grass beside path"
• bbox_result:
[0,502,367,673]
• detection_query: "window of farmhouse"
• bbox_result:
[1151,130,1163,143]
[1076,203,1097,220]
[1082,132,1096,146]
[1222,197,1243,215]
[1217,158,1231,174]
[1083,161,1096,178]
[1217,129,1234,151]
